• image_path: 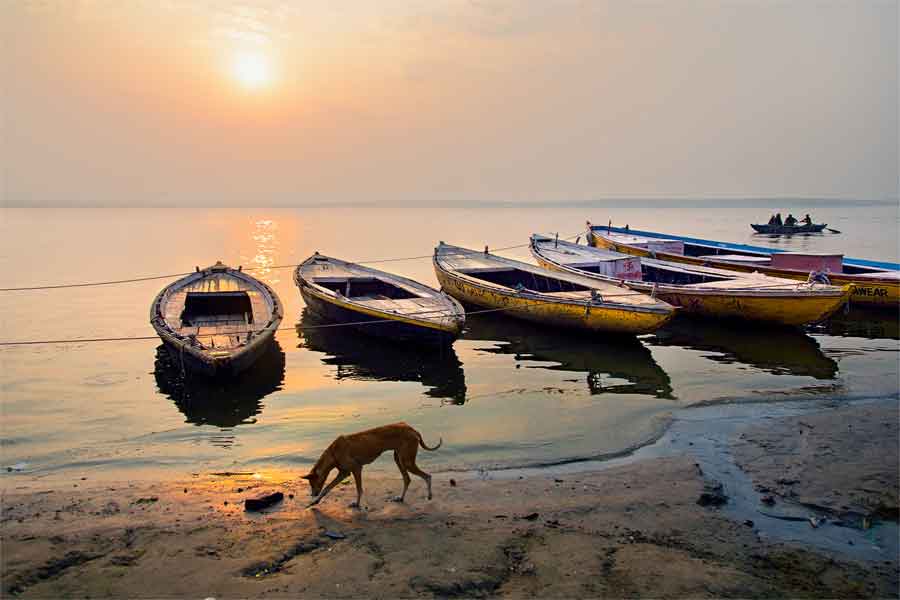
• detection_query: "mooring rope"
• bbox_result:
[0,305,533,347]
[0,231,664,347]
[0,236,572,292]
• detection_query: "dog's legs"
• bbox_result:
[405,462,433,500]
[349,466,364,508]
[393,450,411,502]
[307,470,349,508]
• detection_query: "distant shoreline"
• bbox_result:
[4,197,898,209]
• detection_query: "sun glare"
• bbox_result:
[232,51,273,90]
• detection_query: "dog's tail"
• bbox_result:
[418,432,443,451]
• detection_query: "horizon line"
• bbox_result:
[4,196,898,209]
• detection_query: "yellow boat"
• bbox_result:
[531,235,851,327]
[587,223,898,307]
[432,242,675,335]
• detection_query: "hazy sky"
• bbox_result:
[2,1,897,207]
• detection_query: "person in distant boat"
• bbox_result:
[774,213,783,226]
[784,214,797,226]
[768,214,778,225]
[802,214,813,225]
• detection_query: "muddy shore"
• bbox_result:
[2,399,898,598]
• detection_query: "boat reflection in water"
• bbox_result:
[463,313,673,399]
[815,307,899,340]
[297,310,467,404]
[153,341,285,427]
[649,318,838,380]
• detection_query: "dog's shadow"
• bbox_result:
[306,495,432,525]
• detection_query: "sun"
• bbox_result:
[231,51,273,90]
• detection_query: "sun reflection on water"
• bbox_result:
[244,218,279,284]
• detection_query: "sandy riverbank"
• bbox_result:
[2,400,898,599]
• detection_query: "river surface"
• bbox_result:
[0,202,897,482]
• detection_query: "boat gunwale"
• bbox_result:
[433,243,674,316]
[531,236,850,300]
[294,254,465,333]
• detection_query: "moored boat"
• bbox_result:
[531,235,850,326]
[432,242,675,335]
[587,223,899,307]
[751,222,827,234]
[295,253,465,345]
[150,261,283,376]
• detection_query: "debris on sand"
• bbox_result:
[323,531,346,540]
[244,492,283,512]
[697,481,727,507]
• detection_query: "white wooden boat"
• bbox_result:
[295,253,465,345]
[150,261,283,376]
[531,235,850,326]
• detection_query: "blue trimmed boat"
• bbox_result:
[587,223,899,307]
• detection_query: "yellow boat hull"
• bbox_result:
[534,256,850,326]
[589,232,898,307]
[434,265,674,335]
[651,289,850,326]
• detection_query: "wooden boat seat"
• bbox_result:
[545,290,592,300]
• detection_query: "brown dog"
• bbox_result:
[301,422,442,508]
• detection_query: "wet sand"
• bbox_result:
[2,401,898,599]
[733,403,899,523]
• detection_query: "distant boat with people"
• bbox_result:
[751,222,828,234]
[752,212,830,234]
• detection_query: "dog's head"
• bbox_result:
[301,468,327,497]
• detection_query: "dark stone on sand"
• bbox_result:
[521,512,540,521]
[744,520,755,527]
[410,573,505,598]
[450,479,457,487]
[697,481,727,507]
[323,530,346,540]
[244,492,284,512]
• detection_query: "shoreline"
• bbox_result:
[3,396,898,598]
[8,388,897,488]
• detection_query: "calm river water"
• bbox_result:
[1,202,897,483]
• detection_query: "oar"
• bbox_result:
[826,227,842,234]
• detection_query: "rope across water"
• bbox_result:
[0,305,533,346]
[0,238,568,292]
[0,232,653,347]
